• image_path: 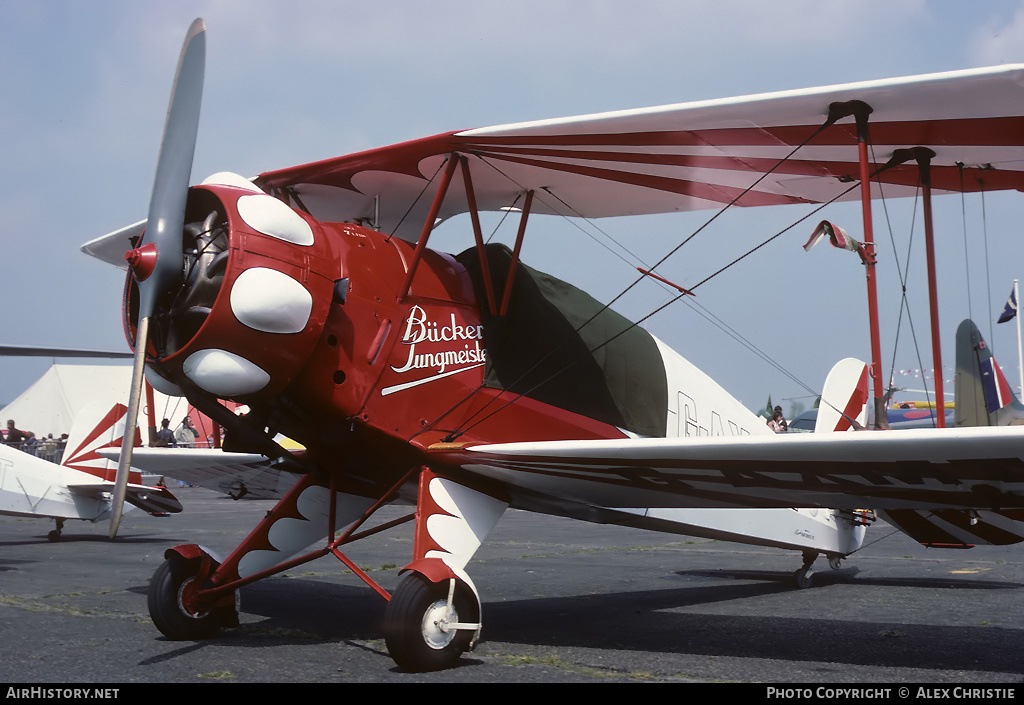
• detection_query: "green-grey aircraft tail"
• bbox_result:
[954,319,1024,427]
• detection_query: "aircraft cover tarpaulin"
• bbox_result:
[457,245,668,437]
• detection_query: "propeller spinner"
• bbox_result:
[113,18,206,537]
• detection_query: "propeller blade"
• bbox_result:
[112,18,206,538]
[109,317,149,538]
[139,16,206,315]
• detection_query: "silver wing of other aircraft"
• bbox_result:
[0,345,133,359]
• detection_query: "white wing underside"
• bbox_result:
[97,448,295,499]
[450,426,1024,512]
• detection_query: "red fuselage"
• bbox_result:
[127,183,627,491]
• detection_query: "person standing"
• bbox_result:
[5,419,25,447]
[174,416,199,447]
[155,418,176,447]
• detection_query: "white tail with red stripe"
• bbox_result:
[60,401,143,483]
[815,358,869,433]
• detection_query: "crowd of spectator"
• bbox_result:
[3,419,67,463]
[2,415,209,465]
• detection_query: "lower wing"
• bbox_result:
[436,426,1024,512]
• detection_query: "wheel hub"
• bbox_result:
[421,598,457,650]
[177,576,211,619]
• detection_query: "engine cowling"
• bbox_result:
[124,174,339,403]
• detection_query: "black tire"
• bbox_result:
[383,573,479,672]
[793,566,814,589]
[148,557,233,640]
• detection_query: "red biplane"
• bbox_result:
[83,20,1024,671]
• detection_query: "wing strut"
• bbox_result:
[909,149,945,427]
[876,147,948,426]
[833,100,953,429]
[824,100,890,429]
[398,155,460,302]
[848,101,889,430]
[399,153,536,315]
[461,157,498,315]
[499,189,533,316]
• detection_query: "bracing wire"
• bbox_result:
[438,124,842,441]
[876,161,934,417]
[980,183,994,344]
[959,164,974,323]
[384,157,449,243]
[444,149,893,441]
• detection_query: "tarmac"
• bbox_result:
[2,486,1024,685]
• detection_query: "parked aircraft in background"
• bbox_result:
[0,401,180,540]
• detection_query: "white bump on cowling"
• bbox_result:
[182,348,271,397]
[230,267,313,334]
[201,172,264,193]
[236,194,314,246]
[144,365,185,397]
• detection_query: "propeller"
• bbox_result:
[111,18,206,538]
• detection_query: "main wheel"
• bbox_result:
[383,573,479,672]
[148,557,234,640]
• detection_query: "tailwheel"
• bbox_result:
[383,573,480,672]
[793,565,815,589]
[148,557,237,640]
[793,549,818,589]
[47,519,64,542]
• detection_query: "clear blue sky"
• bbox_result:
[2,0,1023,422]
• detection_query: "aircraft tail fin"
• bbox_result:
[814,358,869,433]
[954,319,1024,427]
[60,400,143,483]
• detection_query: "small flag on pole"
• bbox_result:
[998,288,1018,323]
[803,221,868,264]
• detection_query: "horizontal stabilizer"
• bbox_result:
[67,482,183,515]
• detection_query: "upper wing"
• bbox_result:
[438,426,1024,512]
[256,64,1024,240]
